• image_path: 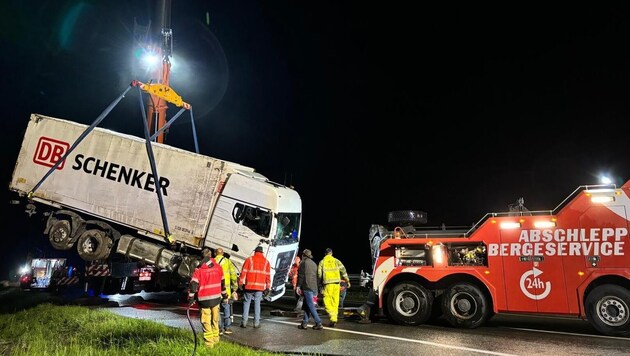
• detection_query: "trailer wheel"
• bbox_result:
[442,283,490,329]
[77,230,113,261]
[386,281,433,325]
[585,284,630,337]
[49,219,73,250]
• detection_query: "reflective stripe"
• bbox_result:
[199,282,222,291]
[198,293,223,301]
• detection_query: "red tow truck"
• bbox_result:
[358,179,630,336]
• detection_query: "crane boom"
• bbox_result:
[145,0,173,143]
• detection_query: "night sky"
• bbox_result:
[2,2,630,279]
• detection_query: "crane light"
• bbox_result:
[142,53,159,67]
[534,221,556,228]
[499,222,521,229]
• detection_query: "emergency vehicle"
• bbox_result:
[19,258,79,291]
[361,179,630,337]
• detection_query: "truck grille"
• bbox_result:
[272,251,293,288]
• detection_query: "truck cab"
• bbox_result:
[205,172,302,301]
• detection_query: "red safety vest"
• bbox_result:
[191,258,224,303]
[239,252,271,291]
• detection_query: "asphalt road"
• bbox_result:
[96,290,630,356]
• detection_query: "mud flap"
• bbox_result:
[343,289,377,323]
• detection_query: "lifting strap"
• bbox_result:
[29,81,198,247]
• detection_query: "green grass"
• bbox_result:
[0,288,281,356]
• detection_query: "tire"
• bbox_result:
[49,219,73,250]
[77,230,113,261]
[387,210,427,226]
[386,281,433,326]
[442,283,490,329]
[585,284,630,337]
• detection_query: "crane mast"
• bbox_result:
[143,0,172,144]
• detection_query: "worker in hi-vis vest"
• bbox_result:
[317,248,350,327]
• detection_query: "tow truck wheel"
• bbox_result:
[442,283,490,329]
[386,281,433,325]
[49,219,73,250]
[585,284,630,337]
[77,230,113,261]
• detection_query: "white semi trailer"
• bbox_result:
[9,113,301,300]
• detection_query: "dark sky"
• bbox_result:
[2,2,630,278]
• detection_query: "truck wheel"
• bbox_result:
[387,210,427,226]
[442,283,490,329]
[49,219,72,250]
[585,284,630,337]
[77,230,113,261]
[386,281,433,325]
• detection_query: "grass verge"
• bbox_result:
[0,287,280,356]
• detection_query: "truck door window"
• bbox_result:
[233,203,272,237]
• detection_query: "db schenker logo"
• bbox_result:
[33,136,70,169]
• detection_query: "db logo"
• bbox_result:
[33,136,70,169]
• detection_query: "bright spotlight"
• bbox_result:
[600,176,612,185]
[142,53,159,67]
[19,264,30,275]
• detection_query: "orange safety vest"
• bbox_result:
[290,255,301,288]
[239,252,271,291]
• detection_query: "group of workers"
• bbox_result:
[188,245,350,348]
[188,245,271,348]
[291,247,351,329]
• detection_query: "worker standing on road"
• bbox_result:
[318,248,350,327]
[189,248,227,348]
[297,249,323,330]
[238,245,271,328]
[215,248,238,335]
[289,254,303,311]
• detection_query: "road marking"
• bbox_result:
[266,319,517,356]
[505,327,630,341]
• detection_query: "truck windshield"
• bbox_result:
[274,212,300,245]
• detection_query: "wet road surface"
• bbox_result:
[96,291,630,356]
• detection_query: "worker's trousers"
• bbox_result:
[322,283,341,322]
[200,305,220,347]
[219,299,232,330]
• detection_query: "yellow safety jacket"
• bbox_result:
[216,255,238,295]
[318,254,349,285]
